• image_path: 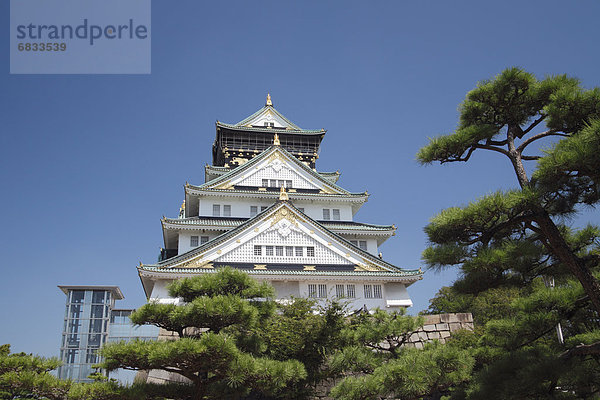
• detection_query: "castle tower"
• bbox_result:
[139,95,421,309]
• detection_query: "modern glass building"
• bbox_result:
[57,286,158,382]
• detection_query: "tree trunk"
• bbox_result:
[535,208,600,315]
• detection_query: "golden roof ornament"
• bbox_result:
[273,133,280,146]
[279,186,289,201]
[180,200,186,210]
[266,93,272,106]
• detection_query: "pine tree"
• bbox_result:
[100,268,306,400]
[418,68,600,398]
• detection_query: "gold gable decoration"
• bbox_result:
[179,258,214,269]
[270,207,304,227]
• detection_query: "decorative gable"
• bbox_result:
[206,147,347,194]
[164,203,394,273]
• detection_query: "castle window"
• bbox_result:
[350,240,368,251]
[223,205,231,217]
[275,246,284,256]
[346,284,356,298]
[335,284,345,297]
[307,247,315,257]
[212,204,220,217]
[295,247,303,257]
[332,209,340,220]
[265,246,274,256]
[364,285,373,299]
[286,180,292,188]
[308,284,317,298]
[261,206,268,211]
[190,236,199,247]
[254,245,262,256]
[262,179,268,187]
[250,206,258,217]
[373,285,382,299]
[286,246,294,257]
[200,236,209,245]
[318,284,327,298]
[322,209,330,220]
[297,207,304,213]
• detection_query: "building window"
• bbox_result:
[332,209,340,220]
[190,236,199,247]
[223,205,231,217]
[295,247,303,257]
[264,122,274,127]
[286,180,292,188]
[254,245,262,256]
[373,285,382,299]
[323,209,330,220]
[318,284,327,298]
[270,179,277,187]
[275,246,284,256]
[308,284,317,298]
[250,206,258,217]
[262,179,268,187]
[307,247,315,257]
[212,204,220,216]
[364,284,373,299]
[350,240,368,251]
[200,236,209,245]
[286,246,294,257]
[335,284,345,298]
[297,207,304,213]
[265,246,274,256]
[346,284,356,298]
[261,206,268,211]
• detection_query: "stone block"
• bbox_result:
[423,314,441,324]
[449,322,462,332]
[435,323,449,331]
[418,331,429,341]
[457,313,473,323]
[427,331,440,340]
[440,331,451,339]
[423,324,436,332]
[440,313,459,323]
[414,342,424,349]
[409,332,419,342]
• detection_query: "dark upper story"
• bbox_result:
[212,95,326,169]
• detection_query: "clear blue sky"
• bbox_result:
[1,0,599,358]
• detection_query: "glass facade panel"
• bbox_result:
[92,291,105,304]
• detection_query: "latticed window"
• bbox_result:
[318,284,327,298]
[350,240,368,251]
[364,284,373,299]
[346,284,356,298]
[373,285,382,299]
[335,284,345,297]
[308,284,317,298]
[261,206,268,211]
[262,179,268,187]
[307,247,315,257]
[223,205,231,217]
[275,246,284,256]
[200,236,209,244]
[254,245,262,256]
[286,180,292,188]
[265,246,274,256]
[250,206,258,217]
[286,246,294,256]
[295,247,303,257]
[212,204,220,217]
[323,209,330,220]
[332,209,340,220]
[190,236,199,247]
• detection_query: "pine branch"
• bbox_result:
[560,341,600,359]
[516,130,569,153]
[522,114,547,136]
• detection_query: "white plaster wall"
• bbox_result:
[297,281,402,311]
[149,280,174,301]
[178,232,219,255]
[271,281,300,298]
[196,197,353,221]
[384,283,412,307]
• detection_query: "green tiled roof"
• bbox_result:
[217,121,324,135]
[234,105,303,130]
[186,186,368,199]
[139,266,421,278]
[162,216,394,232]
